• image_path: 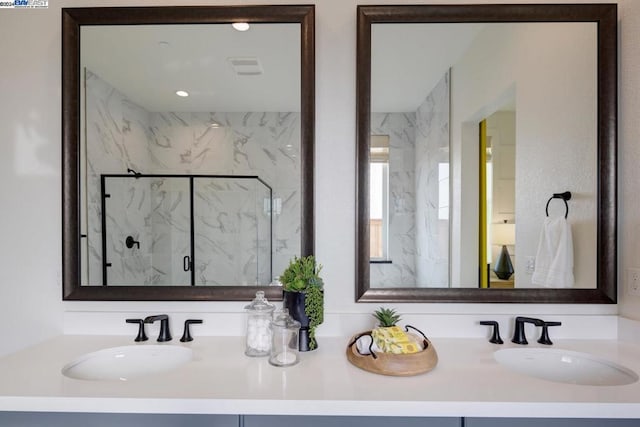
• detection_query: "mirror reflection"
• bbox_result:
[80,24,301,287]
[356,4,617,303]
[369,22,597,290]
[62,5,315,301]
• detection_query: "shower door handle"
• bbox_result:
[183,256,191,272]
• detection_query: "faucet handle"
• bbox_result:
[480,320,504,344]
[126,319,148,342]
[180,319,203,342]
[538,321,562,345]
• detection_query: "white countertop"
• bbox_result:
[1,335,640,418]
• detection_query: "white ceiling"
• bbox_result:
[82,23,496,114]
[81,24,300,113]
[372,23,485,113]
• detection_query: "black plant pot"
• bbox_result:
[283,290,313,352]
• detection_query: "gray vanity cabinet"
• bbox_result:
[243,415,460,427]
[0,412,239,427]
[465,418,640,427]
[0,413,637,426]
[244,416,640,426]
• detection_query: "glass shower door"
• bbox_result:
[102,176,191,286]
[193,177,272,286]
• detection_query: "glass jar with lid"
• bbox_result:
[244,290,275,357]
[269,309,301,367]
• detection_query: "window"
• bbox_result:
[370,135,389,260]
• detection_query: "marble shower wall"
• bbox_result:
[370,113,418,287]
[84,70,299,286]
[369,72,450,288]
[148,111,299,282]
[85,70,153,285]
[414,73,450,287]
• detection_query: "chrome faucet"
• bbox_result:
[144,314,172,342]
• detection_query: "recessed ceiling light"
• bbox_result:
[176,90,189,97]
[232,22,250,32]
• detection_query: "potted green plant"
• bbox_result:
[280,255,324,351]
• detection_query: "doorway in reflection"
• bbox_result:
[479,109,516,289]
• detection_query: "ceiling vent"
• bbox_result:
[228,57,263,76]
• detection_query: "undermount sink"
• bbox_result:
[494,348,639,386]
[62,345,193,381]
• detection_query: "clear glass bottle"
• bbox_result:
[269,309,301,367]
[244,291,275,357]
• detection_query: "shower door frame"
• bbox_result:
[100,173,273,287]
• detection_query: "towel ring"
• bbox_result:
[545,191,572,219]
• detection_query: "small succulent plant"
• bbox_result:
[280,255,323,292]
[373,307,401,327]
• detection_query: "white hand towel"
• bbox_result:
[531,217,574,288]
[355,335,380,355]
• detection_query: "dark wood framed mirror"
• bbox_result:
[356,4,616,303]
[62,5,315,300]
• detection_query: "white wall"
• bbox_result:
[620,0,640,320]
[0,6,63,356]
[0,0,625,357]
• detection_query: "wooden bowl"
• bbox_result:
[345,330,438,376]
